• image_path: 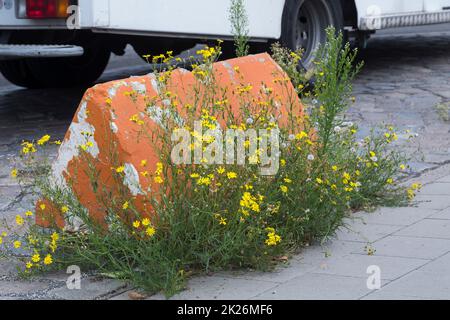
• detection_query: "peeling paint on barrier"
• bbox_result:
[37,53,304,228]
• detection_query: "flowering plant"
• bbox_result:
[1,29,419,296]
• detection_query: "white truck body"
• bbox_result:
[1,0,450,37]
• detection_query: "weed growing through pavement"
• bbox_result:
[1,29,421,296]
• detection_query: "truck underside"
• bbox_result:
[1,0,450,88]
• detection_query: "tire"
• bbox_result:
[281,0,344,69]
[0,31,111,88]
[0,59,41,88]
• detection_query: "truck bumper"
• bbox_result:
[0,44,84,60]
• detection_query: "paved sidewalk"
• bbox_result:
[137,165,450,300]
[1,163,450,301]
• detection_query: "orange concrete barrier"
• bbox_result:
[38,53,304,229]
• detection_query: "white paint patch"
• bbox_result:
[110,122,119,134]
[131,81,147,94]
[51,101,100,189]
[148,74,161,95]
[177,68,190,74]
[108,81,128,98]
[220,61,237,82]
[123,163,144,196]
[146,105,185,130]
[110,110,117,121]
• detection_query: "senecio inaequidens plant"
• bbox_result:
[1,28,422,297]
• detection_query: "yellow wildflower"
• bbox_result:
[21,142,37,154]
[265,228,282,246]
[10,169,18,179]
[16,215,24,226]
[295,131,308,140]
[146,227,156,237]
[51,232,59,242]
[37,135,51,146]
[140,171,149,177]
[155,162,163,175]
[154,176,164,184]
[13,241,22,249]
[197,177,211,186]
[133,220,141,229]
[142,218,151,227]
[44,254,53,265]
[115,166,125,173]
[227,172,237,179]
[31,254,40,263]
[411,183,422,191]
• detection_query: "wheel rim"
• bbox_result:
[294,0,334,68]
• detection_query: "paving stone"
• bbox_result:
[420,183,450,195]
[418,252,450,274]
[253,273,376,300]
[109,291,135,300]
[47,278,126,300]
[334,221,402,243]
[0,259,22,278]
[149,276,279,300]
[413,195,450,210]
[395,219,450,239]
[216,243,361,284]
[368,235,450,260]
[39,270,73,283]
[310,253,428,281]
[215,259,315,284]
[0,280,49,296]
[427,207,450,220]
[437,175,450,183]
[362,270,450,300]
[353,207,438,226]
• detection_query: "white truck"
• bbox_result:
[1,0,450,88]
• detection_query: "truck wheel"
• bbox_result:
[281,0,344,69]
[0,48,110,89]
[0,59,40,88]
